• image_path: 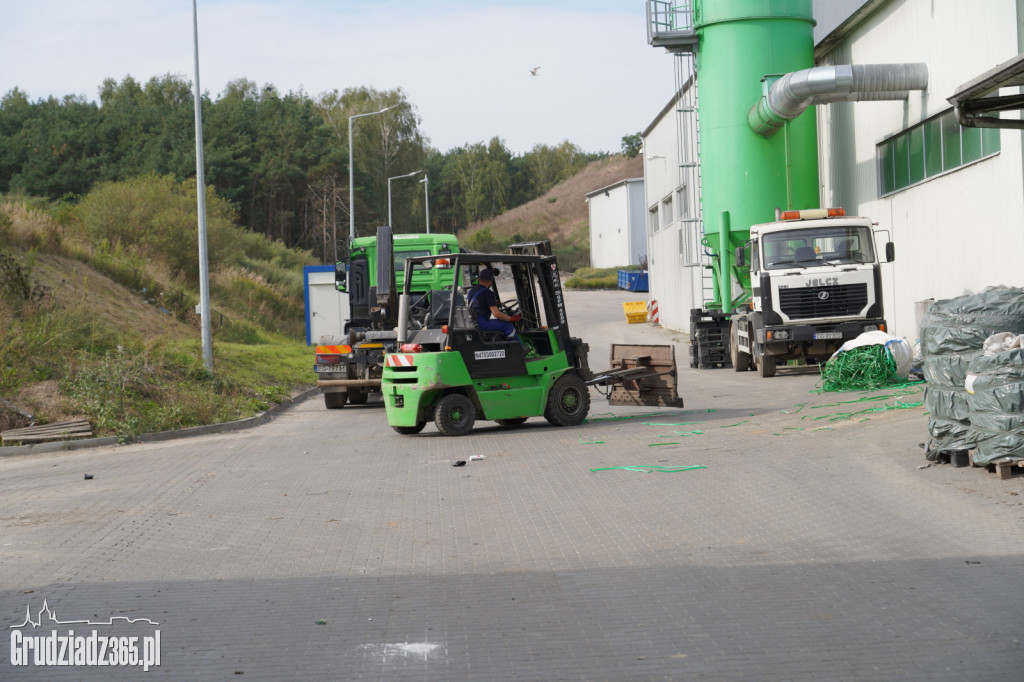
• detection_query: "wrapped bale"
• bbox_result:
[966,346,1024,464]
[920,287,1024,460]
[820,331,912,392]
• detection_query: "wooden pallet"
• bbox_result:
[985,457,1024,480]
[1,419,93,445]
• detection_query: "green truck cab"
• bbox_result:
[314,228,460,409]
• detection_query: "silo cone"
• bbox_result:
[693,0,818,310]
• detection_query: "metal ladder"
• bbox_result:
[672,51,711,308]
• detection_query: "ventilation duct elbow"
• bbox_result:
[748,63,929,137]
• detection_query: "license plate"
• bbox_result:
[314,364,345,373]
[813,332,843,340]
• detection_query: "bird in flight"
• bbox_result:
[530,67,541,76]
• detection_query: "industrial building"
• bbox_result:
[641,0,1024,343]
[584,178,647,269]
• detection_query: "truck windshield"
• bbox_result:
[394,250,430,272]
[762,226,875,270]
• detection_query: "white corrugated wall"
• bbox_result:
[588,186,634,269]
[817,0,1024,342]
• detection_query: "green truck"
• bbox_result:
[314,227,460,408]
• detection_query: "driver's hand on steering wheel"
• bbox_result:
[508,313,522,322]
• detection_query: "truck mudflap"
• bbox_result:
[586,344,684,408]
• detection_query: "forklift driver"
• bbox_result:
[466,268,521,342]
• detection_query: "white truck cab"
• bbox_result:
[732,208,894,377]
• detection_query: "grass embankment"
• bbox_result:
[461,154,644,272]
[0,177,316,442]
[564,265,643,290]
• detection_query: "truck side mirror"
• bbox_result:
[734,246,746,268]
[335,262,347,292]
[885,242,895,262]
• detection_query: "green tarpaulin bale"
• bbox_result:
[966,348,1024,464]
[920,287,1024,460]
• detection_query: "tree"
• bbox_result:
[621,132,642,158]
[314,87,428,238]
[522,141,587,196]
[452,137,515,225]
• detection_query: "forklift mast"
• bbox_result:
[374,225,397,328]
[508,241,553,256]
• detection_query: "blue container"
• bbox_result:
[618,270,649,292]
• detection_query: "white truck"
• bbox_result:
[729,208,894,377]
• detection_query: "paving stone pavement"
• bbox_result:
[2,290,1023,680]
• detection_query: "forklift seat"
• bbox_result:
[453,304,514,343]
[452,305,476,329]
[427,290,463,328]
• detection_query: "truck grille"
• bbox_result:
[778,284,868,319]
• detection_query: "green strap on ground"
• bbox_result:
[590,465,707,473]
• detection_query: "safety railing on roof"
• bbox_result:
[647,1,696,50]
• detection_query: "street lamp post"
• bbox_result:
[191,0,212,371]
[419,175,430,233]
[387,169,424,228]
[348,104,398,242]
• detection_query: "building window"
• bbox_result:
[878,109,1000,195]
[676,185,689,220]
[648,205,659,236]
[660,195,674,228]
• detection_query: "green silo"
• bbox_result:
[693,0,818,310]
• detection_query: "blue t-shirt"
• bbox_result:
[467,284,496,320]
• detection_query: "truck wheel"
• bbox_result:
[495,417,528,427]
[324,392,347,409]
[434,393,476,436]
[544,373,590,427]
[757,353,777,378]
[392,423,426,435]
[348,389,368,405]
[730,322,751,372]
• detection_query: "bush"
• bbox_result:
[564,266,638,290]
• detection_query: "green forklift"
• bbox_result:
[381,241,684,436]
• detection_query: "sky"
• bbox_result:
[0,0,677,155]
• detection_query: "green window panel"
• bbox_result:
[878,108,1001,196]
[941,113,962,170]
[908,126,925,184]
[983,127,1001,156]
[893,135,909,189]
[924,117,942,177]
[962,125,983,164]
[880,140,895,194]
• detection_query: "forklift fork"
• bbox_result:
[586,344,684,408]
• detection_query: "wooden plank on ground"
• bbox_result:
[1,419,93,444]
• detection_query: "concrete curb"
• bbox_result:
[0,387,322,458]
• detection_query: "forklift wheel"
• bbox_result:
[392,423,426,435]
[495,417,528,427]
[324,392,347,409]
[434,393,476,436]
[544,373,591,427]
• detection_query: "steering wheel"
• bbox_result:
[498,298,520,316]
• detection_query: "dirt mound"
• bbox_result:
[31,253,192,338]
[465,154,643,245]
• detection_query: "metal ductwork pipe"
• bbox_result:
[810,90,910,105]
[748,63,929,137]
